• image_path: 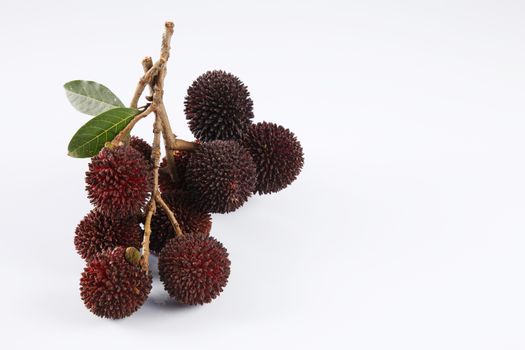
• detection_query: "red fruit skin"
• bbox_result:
[185,70,254,141]
[85,146,150,218]
[158,150,192,194]
[184,140,256,213]
[241,122,304,194]
[80,247,152,319]
[129,136,153,166]
[158,236,230,305]
[74,210,142,261]
[150,191,212,255]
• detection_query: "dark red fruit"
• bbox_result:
[74,210,142,261]
[80,247,152,319]
[185,70,254,141]
[129,136,153,166]
[150,191,212,254]
[85,145,150,218]
[241,122,304,194]
[158,236,230,305]
[184,140,256,213]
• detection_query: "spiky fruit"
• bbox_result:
[129,136,154,189]
[159,236,230,305]
[85,145,150,218]
[129,136,153,166]
[74,210,142,261]
[184,140,256,213]
[80,247,152,319]
[150,192,212,254]
[241,122,304,194]
[185,70,254,141]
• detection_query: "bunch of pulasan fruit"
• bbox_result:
[67,23,303,319]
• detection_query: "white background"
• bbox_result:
[1,0,524,349]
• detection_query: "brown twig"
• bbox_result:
[155,193,183,237]
[141,114,162,272]
[156,68,180,180]
[149,79,183,238]
[115,22,181,148]
[161,21,174,62]
[172,139,199,152]
[138,21,185,270]
[142,201,155,271]
[111,104,156,146]
[130,58,165,109]
[152,22,180,180]
[142,59,177,182]
[141,57,155,98]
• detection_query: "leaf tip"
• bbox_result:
[67,149,77,158]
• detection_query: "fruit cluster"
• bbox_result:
[67,23,303,319]
[73,70,303,319]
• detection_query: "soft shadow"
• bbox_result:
[149,255,160,279]
[146,292,198,311]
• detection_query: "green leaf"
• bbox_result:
[68,108,139,158]
[64,80,125,115]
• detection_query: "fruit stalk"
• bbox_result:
[137,22,185,271]
[130,58,165,109]
[156,22,180,161]
[171,139,199,151]
[150,68,183,238]
[111,104,156,146]
[142,60,177,181]
[141,26,196,182]
[155,193,183,237]
[141,56,156,102]
[141,114,161,272]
